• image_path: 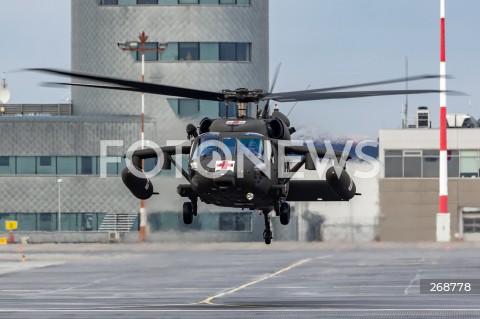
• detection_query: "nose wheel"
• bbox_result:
[262,209,273,245]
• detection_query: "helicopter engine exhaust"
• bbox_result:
[121,167,154,200]
[325,166,356,201]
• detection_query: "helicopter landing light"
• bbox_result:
[226,120,246,126]
[246,193,254,201]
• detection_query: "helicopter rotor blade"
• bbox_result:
[260,62,282,119]
[30,68,224,101]
[268,74,449,97]
[266,89,462,103]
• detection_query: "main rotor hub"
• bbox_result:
[222,88,266,103]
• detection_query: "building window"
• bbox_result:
[460,150,479,178]
[137,0,158,4]
[57,157,77,175]
[178,99,200,117]
[384,149,464,179]
[79,156,95,175]
[0,156,15,175]
[135,42,251,62]
[0,156,10,166]
[135,42,160,61]
[219,43,251,61]
[422,150,439,178]
[100,0,250,5]
[179,43,200,61]
[37,156,56,175]
[219,212,251,231]
[16,157,36,175]
[99,0,118,4]
[463,214,480,233]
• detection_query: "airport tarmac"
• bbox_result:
[1,242,480,318]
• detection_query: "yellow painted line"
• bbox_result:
[198,256,326,305]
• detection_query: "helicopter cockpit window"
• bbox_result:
[193,137,220,158]
[221,137,237,158]
[240,138,264,159]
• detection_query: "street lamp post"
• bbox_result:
[57,178,63,231]
[118,31,167,243]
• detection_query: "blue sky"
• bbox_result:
[1,0,478,138]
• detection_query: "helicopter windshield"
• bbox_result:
[240,137,264,158]
[193,136,238,159]
[192,136,264,159]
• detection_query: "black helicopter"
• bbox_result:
[34,68,447,244]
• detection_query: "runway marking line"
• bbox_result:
[197,255,331,305]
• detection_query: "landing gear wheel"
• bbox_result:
[183,202,193,225]
[262,209,273,245]
[279,202,291,225]
[263,229,272,245]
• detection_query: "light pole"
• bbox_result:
[118,32,167,243]
[57,178,63,231]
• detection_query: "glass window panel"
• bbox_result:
[136,42,159,61]
[236,0,250,4]
[178,99,199,117]
[423,150,440,156]
[101,0,118,4]
[422,155,439,178]
[220,0,235,4]
[118,157,126,174]
[448,156,459,178]
[219,43,236,61]
[179,0,198,3]
[0,156,10,166]
[57,157,77,175]
[460,151,478,177]
[200,43,219,61]
[160,42,178,61]
[38,213,57,232]
[219,101,237,118]
[404,157,421,178]
[118,0,136,4]
[179,43,199,61]
[0,213,16,231]
[137,0,158,4]
[385,150,402,156]
[17,213,37,231]
[236,43,250,61]
[200,0,218,3]
[218,212,251,231]
[158,0,177,3]
[144,157,158,173]
[0,156,15,174]
[200,100,220,118]
[61,213,78,231]
[384,157,403,178]
[37,156,56,175]
[78,156,96,175]
[16,157,36,175]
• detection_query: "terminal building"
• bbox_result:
[0,0,270,242]
[379,108,480,242]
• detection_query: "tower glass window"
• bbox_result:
[179,43,200,61]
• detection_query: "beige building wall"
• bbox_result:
[379,128,480,241]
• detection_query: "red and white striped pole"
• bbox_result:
[139,31,148,243]
[437,0,450,242]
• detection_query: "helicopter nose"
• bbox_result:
[213,170,235,189]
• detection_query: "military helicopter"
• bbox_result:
[34,68,446,244]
